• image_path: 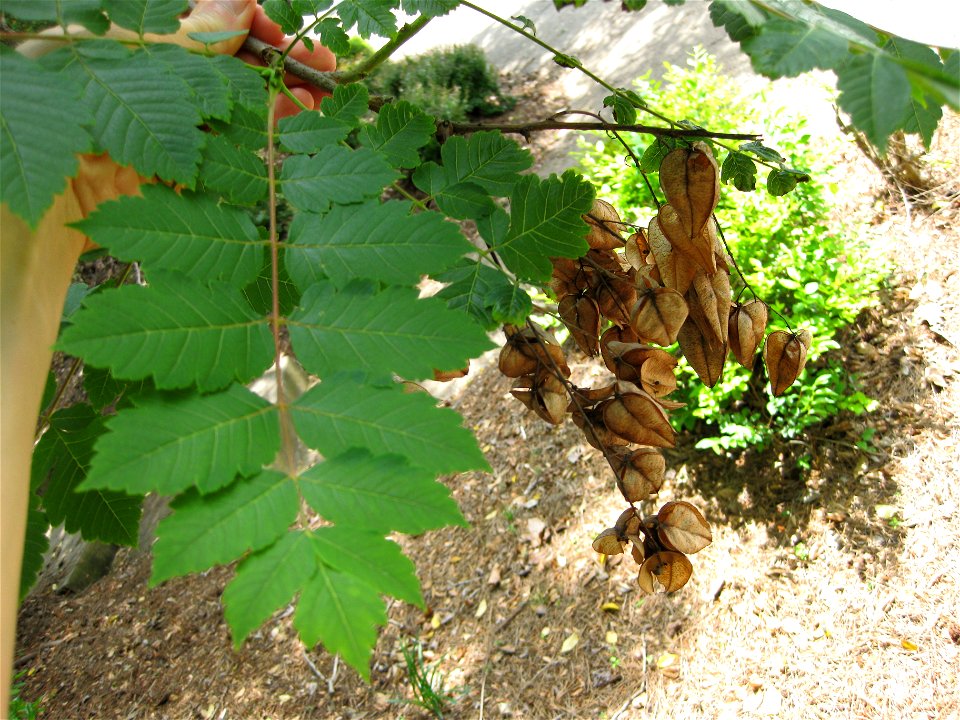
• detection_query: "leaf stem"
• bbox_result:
[337,14,433,83]
[459,1,675,126]
[266,76,298,475]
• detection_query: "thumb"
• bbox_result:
[173,0,257,55]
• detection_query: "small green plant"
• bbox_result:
[366,44,515,122]
[395,640,458,719]
[609,653,622,671]
[576,47,888,451]
[9,670,43,720]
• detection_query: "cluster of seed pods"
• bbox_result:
[499,143,812,592]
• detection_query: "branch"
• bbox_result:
[242,36,392,111]
[443,119,760,142]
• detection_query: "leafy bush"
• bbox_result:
[366,44,515,122]
[576,48,886,451]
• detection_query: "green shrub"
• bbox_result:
[366,44,515,123]
[575,48,886,451]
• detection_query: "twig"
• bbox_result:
[446,118,759,141]
[302,650,324,682]
[494,600,528,634]
[327,654,339,694]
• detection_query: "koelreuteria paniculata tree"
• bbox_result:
[1,0,956,681]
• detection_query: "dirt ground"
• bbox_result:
[14,62,960,720]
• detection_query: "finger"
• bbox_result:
[274,87,317,121]
[176,0,257,54]
[250,4,286,46]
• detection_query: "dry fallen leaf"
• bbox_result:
[475,599,487,619]
[560,632,580,654]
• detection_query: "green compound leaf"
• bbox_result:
[436,260,508,329]
[336,0,398,38]
[741,18,849,78]
[209,55,268,110]
[315,18,351,56]
[639,137,678,173]
[321,83,370,125]
[43,41,204,186]
[299,449,465,534]
[58,272,273,392]
[31,404,142,545]
[199,134,268,205]
[103,0,186,34]
[603,93,637,125]
[309,527,422,605]
[82,366,148,413]
[263,0,305,34]
[359,100,436,168]
[151,470,299,585]
[884,38,946,149]
[720,150,758,191]
[281,145,399,212]
[243,250,301,317]
[294,560,386,681]
[1,0,109,33]
[286,200,471,291]
[738,140,784,164]
[489,282,533,325]
[837,52,912,153]
[143,44,233,121]
[766,167,805,196]
[412,164,496,220]
[291,377,490,475]
[491,170,594,281]
[278,113,352,153]
[187,30,249,45]
[73,185,264,287]
[0,52,91,226]
[211,102,268,150]
[223,530,318,646]
[82,384,279,496]
[401,0,460,18]
[428,131,533,197]
[20,492,49,601]
[289,281,494,380]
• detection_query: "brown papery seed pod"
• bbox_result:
[677,318,726,388]
[656,501,712,555]
[572,403,630,451]
[630,286,688,346]
[558,294,601,357]
[616,448,666,502]
[658,203,715,274]
[648,215,698,294]
[728,300,768,370]
[584,199,629,250]
[603,390,676,448]
[605,342,675,387]
[689,270,725,345]
[624,230,650,270]
[659,144,720,240]
[499,342,538,378]
[763,329,810,396]
[637,551,694,594]
[639,356,678,397]
[600,325,639,371]
[614,507,642,540]
[592,528,625,555]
